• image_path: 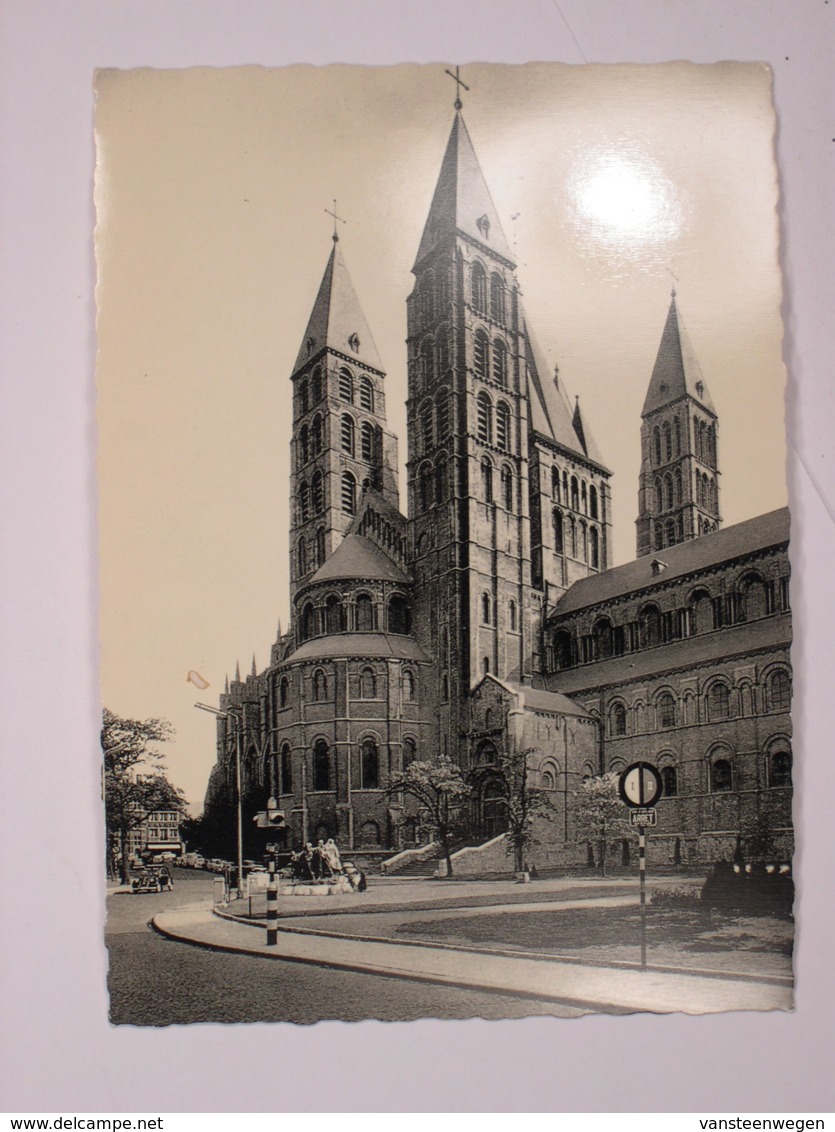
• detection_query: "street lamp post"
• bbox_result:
[195,701,244,899]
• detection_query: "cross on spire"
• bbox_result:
[666,266,679,298]
[324,199,346,242]
[445,65,470,110]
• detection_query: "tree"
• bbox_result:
[102,708,184,882]
[574,772,633,876]
[486,746,556,873]
[385,758,471,878]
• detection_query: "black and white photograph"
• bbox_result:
[96,61,793,1026]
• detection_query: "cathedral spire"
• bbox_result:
[414,111,514,269]
[293,239,383,374]
[235,659,241,683]
[251,654,257,678]
[642,291,715,417]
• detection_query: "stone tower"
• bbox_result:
[288,236,400,604]
[636,291,721,558]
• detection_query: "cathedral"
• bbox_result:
[202,99,793,872]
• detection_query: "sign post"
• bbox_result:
[618,762,663,971]
[253,797,285,947]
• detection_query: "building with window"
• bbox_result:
[202,97,791,868]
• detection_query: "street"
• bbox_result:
[106,870,584,1024]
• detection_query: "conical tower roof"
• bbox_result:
[293,239,383,374]
[414,112,514,268]
[642,292,716,417]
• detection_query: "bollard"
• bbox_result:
[266,856,279,946]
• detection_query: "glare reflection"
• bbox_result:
[568,150,681,253]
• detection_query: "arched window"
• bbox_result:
[568,515,577,558]
[420,337,434,385]
[661,766,678,797]
[298,482,310,523]
[581,481,588,514]
[311,366,323,404]
[298,424,310,466]
[311,470,324,514]
[471,261,487,312]
[361,421,375,462]
[435,455,448,503]
[341,414,355,456]
[402,737,417,769]
[490,273,506,322]
[653,425,662,465]
[552,630,573,670]
[674,416,682,456]
[551,467,561,501]
[657,692,676,729]
[552,509,564,553]
[674,467,683,507]
[360,739,379,789]
[325,595,344,634]
[769,748,792,788]
[495,401,510,451]
[492,339,507,387]
[298,380,309,415]
[279,677,289,709]
[475,740,497,764]
[654,477,664,515]
[403,670,416,702]
[280,742,292,794]
[316,527,325,566]
[436,334,449,375]
[338,368,353,403]
[311,414,323,456]
[710,758,733,793]
[359,666,377,698]
[639,604,662,647]
[437,390,450,437]
[301,602,316,641]
[592,617,613,660]
[297,537,307,577]
[589,485,598,519]
[768,671,791,712]
[341,471,357,515]
[708,682,730,720]
[663,421,672,462]
[419,461,434,511]
[508,599,517,631]
[312,668,328,701]
[570,476,579,512]
[481,457,493,503]
[481,592,492,625]
[610,703,627,736]
[579,520,588,563]
[388,595,410,635]
[477,391,492,442]
[359,377,374,412]
[590,526,600,569]
[473,330,489,379]
[541,764,558,791]
[356,592,374,632]
[312,739,330,791]
[501,465,513,511]
[665,518,676,547]
[420,399,434,450]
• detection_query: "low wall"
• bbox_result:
[437,835,512,878]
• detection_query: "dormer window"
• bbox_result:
[651,558,668,576]
[348,332,360,353]
[696,381,704,398]
[476,214,490,240]
[306,336,316,355]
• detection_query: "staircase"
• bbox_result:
[380,842,443,877]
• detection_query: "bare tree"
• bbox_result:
[385,758,471,878]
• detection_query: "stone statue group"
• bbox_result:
[288,838,367,892]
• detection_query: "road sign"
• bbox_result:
[629,808,657,827]
[618,761,663,808]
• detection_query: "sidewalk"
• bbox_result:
[153,902,793,1016]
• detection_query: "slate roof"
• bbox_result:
[294,240,383,374]
[414,112,514,268]
[305,533,411,587]
[642,293,716,417]
[552,508,790,617]
[500,679,594,719]
[523,315,609,472]
[539,611,791,697]
[289,633,430,664]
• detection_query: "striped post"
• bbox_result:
[266,856,279,947]
[638,826,647,970]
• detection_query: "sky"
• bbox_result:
[96,62,787,811]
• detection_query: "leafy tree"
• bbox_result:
[574,772,633,876]
[485,746,556,873]
[102,708,183,882]
[385,758,471,878]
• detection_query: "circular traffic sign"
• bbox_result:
[618,761,663,808]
